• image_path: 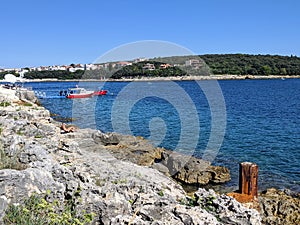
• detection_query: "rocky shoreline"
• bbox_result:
[0,86,299,224]
[104,74,300,82]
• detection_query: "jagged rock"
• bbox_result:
[102,135,231,186]
[159,150,230,185]
[151,162,170,176]
[15,89,38,104]
[0,88,19,102]
[93,130,120,146]
[209,166,231,184]
[259,188,300,225]
[104,134,164,166]
[0,168,65,219]
[33,120,57,136]
[195,188,261,225]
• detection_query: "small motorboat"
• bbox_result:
[93,90,108,96]
[66,88,94,99]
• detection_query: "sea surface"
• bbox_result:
[24,79,300,192]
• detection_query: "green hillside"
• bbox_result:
[1,54,299,80]
[112,54,300,78]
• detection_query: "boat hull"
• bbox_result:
[66,93,94,99]
[41,96,66,99]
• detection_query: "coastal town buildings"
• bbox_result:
[1,57,179,75]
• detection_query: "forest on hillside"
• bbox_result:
[1,54,300,80]
[156,54,300,75]
[112,54,300,78]
[111,61,187,79]
[201,54,300,75]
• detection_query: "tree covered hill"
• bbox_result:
[200,54,300,75]
[112,54,300,78]
[111,61,187,79]
[154,54,300,75]
[1,54,300,80]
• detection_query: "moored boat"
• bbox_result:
[66,88,94,99]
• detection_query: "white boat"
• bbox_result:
[66,88,94,99]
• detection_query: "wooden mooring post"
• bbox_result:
[227,162,259,210]
[239,162,258,199]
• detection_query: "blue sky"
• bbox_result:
[1,0,299,68]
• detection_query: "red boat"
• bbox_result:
[66,88,94,99]
[93,90,107,96]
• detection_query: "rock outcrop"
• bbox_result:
[156,150,230,185]
[15,89,38,104]
[0,86,262,224]
[94,133,231,185]
[259,188,300,225]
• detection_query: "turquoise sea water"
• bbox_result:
[25,79,300,192]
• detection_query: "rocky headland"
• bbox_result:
[0,86,298,224]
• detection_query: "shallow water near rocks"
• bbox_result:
[25,78,300,192]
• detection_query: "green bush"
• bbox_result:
[3,192,95,225]
[22,102,33,107]
[0,102,11,107]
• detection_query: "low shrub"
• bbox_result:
[3,192,95,225]
[0,102,11,107]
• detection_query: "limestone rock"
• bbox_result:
[259,188,300,225]
[160,150,230,185]
[92,130,120,146]
[195,188,261,225]
[16,89,38,104]
[0,168,65,219]
[0,88,19,102]
[105,134,164,166]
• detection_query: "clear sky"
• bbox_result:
[1,0,299,68]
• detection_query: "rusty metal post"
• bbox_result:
[239,162,258,198]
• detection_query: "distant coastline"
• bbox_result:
[9,74,300,83]
[2,54,300,82]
